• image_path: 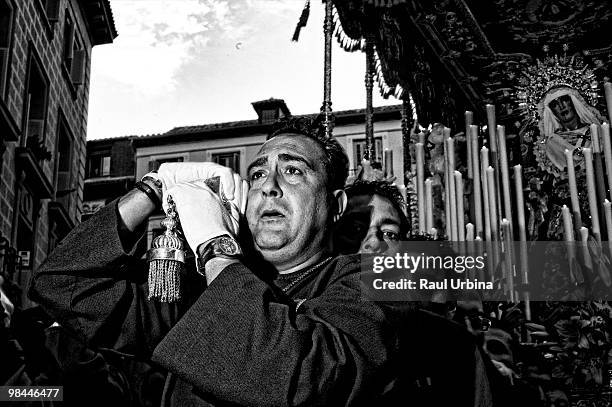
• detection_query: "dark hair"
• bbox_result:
[268,117,349,191]
[345,180,410,235]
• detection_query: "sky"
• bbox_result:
[86,0,399,140]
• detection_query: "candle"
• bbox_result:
[583,148,601,242]
[384,149,393,178]
[591,124,601,153]
[601,123,612,202]
[470,125,483,237]
[497,125,512,225]
[481,147,491,241]
[486,104,497,152]
[418,131,426,145]
[446,136,458,240]
[466,223,474,241]
[605,200,612,246]
[605,200,612,262]
[465,111,473,179]
[416,143,425,233]
[565,149,582,229]
[486,166,498,240]
[430,228,438,241]
[562,205,579,286]
[425,178,433,231]
[455,171,465,241]
[605,82,612,125]
[513,165,527,242]
[501,219,515,301]
[562,205,574,241]
[444,134,451,239]
[576,227,589,285]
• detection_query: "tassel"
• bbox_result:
[147,195,185,303]
[292,0,310,42]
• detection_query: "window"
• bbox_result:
[16,186,35,268]
[148,156,184,172]
[62,11,86,86]
[55,116,74,211]
[23,53,49,146]
[0,0,14,98]
[35,0,60,38]
[87,154,111,178]
[40,0,60,23]
[212,151,240,173]
[353,137,383,165]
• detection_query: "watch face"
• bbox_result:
[217,236,239,256]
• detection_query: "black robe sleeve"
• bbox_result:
[28,201,187,358]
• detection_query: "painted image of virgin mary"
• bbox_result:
[539,86,604,172]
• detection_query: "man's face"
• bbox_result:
[549,94,579,130]
[333,193,402,255]
[246,135,333,270]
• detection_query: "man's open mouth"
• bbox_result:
[261,209,285,219]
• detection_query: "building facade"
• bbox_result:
[0,0,116,306]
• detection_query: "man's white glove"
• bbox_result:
[163,179,248,253]
[157,162,243,204]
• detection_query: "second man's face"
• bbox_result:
[245,135,333,271]
[333,193,402,255]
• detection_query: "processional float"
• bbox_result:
[293,1,612,308]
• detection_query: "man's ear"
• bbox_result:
[331,189,347,222]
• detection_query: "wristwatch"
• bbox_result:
[196,235,242,275]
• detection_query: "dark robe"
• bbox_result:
[29,201,491,406]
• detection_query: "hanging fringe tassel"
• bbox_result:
[147,195,185,303]
[292,0,311,42]
[332,4,363,52]
[371,46,406,99]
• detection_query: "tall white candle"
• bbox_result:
[562,205,574,241]
[416,143,425,233]
[466,223,474,241]
[583,148,601,242]
[455,171,465,241]
[465,111,473,179]
[425,178,433,231]
[446,136,458,240]
[513,165,527,241]
[565,149,582,228]
[591,124,601,153]
[605,82,612,125]
[481,147,491,241]
[486,166,498,240]
[604,200,612,244]
[601,123,612,202]
[605,200,612,259]
[501,219,515,301]
[470,125,483,237]
[497,125,512,226]
[486,104,497,152]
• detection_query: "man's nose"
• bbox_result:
[360,231,388,254]
[261,171,282,197]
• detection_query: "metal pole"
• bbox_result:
[321,0,334,138]
[364,38,375,161]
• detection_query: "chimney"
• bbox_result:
[252,98,291,124]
